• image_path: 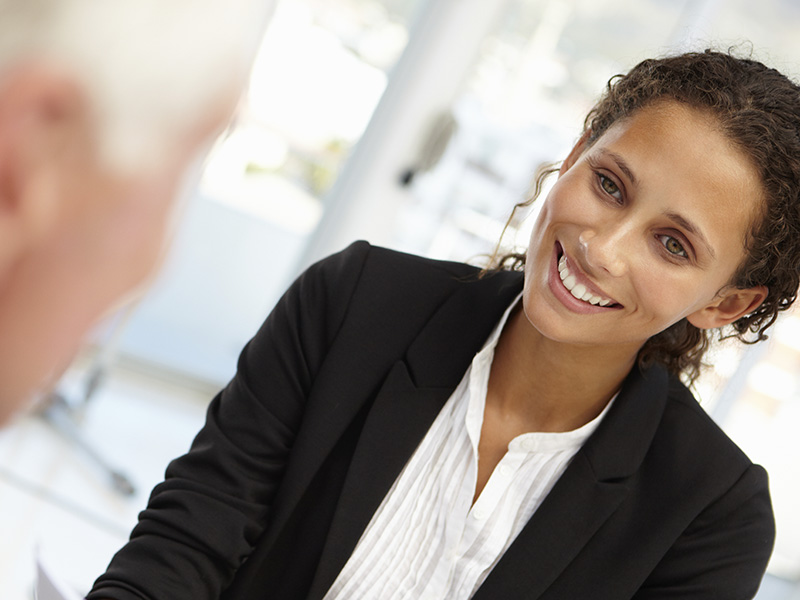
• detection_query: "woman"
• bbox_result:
[90,50,799,600]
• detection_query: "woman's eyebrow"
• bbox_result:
[664,211,716,259]
[596,147,716,260]
[597,148,637,184]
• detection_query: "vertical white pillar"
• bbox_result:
[295,0,512,270]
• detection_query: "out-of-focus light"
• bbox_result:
[747,362,797,404]
[247,5,387,147]
[774,311,800,353]
[202,127,289,191]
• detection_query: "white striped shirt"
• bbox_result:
[323,295,616,600]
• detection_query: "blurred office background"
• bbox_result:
[2,0,800,597]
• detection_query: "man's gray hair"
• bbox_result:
[0,0,274,171]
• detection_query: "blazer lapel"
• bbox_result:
[305,361,453,599]
[472,453,630,600]
[473,364,670,600]
[306,270,523,599]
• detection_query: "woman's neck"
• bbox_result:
[486,305,638,434]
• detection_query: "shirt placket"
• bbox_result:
[422,372,480,600]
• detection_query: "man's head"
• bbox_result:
[0,0,274,419]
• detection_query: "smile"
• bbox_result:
[558,255,614,306]
[547,243,622,313]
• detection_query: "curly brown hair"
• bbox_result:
[496,49,800,384]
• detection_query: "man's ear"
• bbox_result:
[0,64,84,266]
[686,286,768,330]
[559,129,592,176]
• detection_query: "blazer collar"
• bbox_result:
[473,362,671,599]
[404,269,523,390]
[582,362,670,480]
[408,265,671,483]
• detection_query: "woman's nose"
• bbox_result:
[579,229,628,277]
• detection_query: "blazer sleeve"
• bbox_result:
[87,241,372,600]
[633,463,775,600]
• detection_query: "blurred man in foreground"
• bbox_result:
[0,0,273,421]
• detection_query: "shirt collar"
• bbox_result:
[465,293,618,454]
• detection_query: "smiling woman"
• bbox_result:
[520,100,767,381]
[500,51,800,385]
[89,50,799,600]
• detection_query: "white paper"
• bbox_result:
[35,555,83,600]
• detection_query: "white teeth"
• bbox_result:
[557,254,614,307]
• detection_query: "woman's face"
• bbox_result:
[522,101,766,355]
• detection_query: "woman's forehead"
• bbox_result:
[591,101,762,198]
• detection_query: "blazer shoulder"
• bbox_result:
[306,242,521,341]
[354,242,522,296]
[361,242,483,276]
[313,242,522,391]
[655,373,764,493]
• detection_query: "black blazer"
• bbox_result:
[89,241,774,600]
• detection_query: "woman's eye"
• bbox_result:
[598,174,622,200]
[658,234,688,258]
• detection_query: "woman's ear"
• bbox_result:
[686,286,768,330]
[559,129,592,176]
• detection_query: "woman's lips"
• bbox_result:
[547,243,622,313]
[557,255,616,306]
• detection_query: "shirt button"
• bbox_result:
[497,465,512,477]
